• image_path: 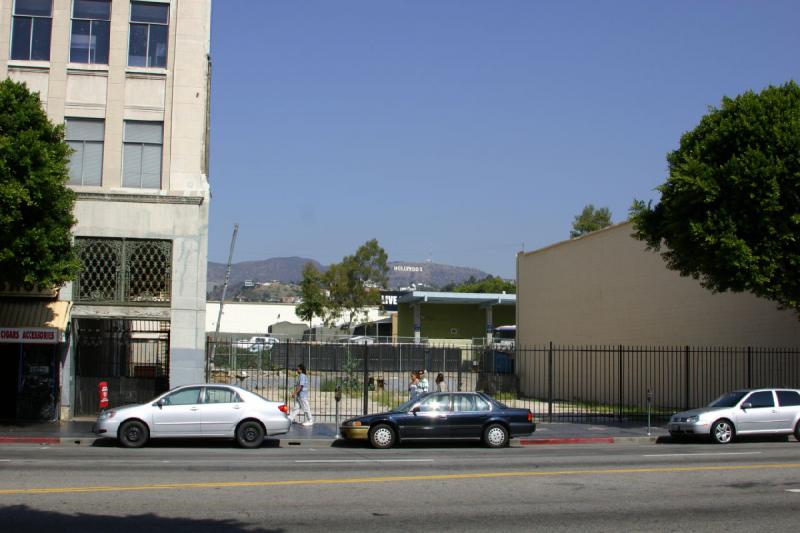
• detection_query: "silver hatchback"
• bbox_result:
[94,384,291,448]
[669,388,800,444]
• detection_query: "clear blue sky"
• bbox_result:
[208,1,798,278]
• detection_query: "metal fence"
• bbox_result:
[205,340,800,423]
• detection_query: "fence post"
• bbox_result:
[618,345,623,420]
[284,341,290,406]
[548,341,553,423]
[363,341,369,415]
[684,345,690,411]
[747,346,752,389]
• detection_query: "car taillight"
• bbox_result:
[527,410,533,422]
[278,404,288,414]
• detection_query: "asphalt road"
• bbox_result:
[1,438,800,532]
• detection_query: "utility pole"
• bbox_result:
[209,224,239,373]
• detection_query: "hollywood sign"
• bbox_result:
[393,265,423,273]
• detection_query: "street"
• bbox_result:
[1,438,800,532]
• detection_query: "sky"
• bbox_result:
[208,1,799,279]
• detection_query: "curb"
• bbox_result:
[0,435,666,447]
[520,436,662,446]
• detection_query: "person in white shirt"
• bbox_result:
[417,369,429,395]
[288,364,313,426]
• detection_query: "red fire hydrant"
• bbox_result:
[98,381,109,411]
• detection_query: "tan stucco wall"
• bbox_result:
[0,1,212,415]
[517,222,800,347]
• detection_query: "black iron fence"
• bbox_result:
[205,340,800,423]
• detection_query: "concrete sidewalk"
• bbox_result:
[0,418,670,446]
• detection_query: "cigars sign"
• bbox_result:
[0,327,61,344]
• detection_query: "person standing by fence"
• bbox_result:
[435,373,448,392]
[408,371,420,401]
[417,369,429,395]
[289,363,314,426]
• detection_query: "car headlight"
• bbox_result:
[98,410,116,420]
[685,415,700,423]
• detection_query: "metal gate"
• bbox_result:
[73,318,170,416]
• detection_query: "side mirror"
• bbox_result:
[741,402,752,410]
[411,405,420,415]
[157,398,166,409]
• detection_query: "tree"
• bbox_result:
[295,262,326,330]
[324,239,388,329]
[0,79,78,287]
[297,239,389,331]
[450,275,516,294]
[630,81,800,314]
[570,204,613,238]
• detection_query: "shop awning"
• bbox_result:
[0,300,71,344]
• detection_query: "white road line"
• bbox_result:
[787,489,800,493]
[643,452,762,457]
[295,459,435,464]
[0,459,11,462]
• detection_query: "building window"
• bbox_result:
[128,1,168,68]
[10,0,52,61]
[122,121,163,188]
[70,0,111,64]
[74,237,172,305]
[66,118,104,186]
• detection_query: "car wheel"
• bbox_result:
[119,420,149,448]
[236,420,265,448]
[711,419,734,444]
[794,421,800,442]
[369,424,396,449]
[484,423,509,448]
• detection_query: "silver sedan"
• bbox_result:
[94,384,291,448]
[669,388,800,444]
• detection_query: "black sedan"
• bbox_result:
[339,392,535,448]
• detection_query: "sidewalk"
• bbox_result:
[0,418,670,446]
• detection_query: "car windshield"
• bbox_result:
[708,391,748,408]
[390,398,419,413]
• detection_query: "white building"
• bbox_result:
[0,0,211,419]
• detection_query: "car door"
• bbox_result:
[736,390,781,433]
[398,393,452,439]
[775,390,800,431]
[151,386,203,436]
[448,394,492,438]
[201,386,244,436]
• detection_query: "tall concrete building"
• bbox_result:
[0,0,211,420]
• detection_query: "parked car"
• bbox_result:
[94,384,290,448]
[669,388,800,444]
[338,336,375,344]
[233,336,280,352]
[339,392,535,449]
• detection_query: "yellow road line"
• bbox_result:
[2,462,800,496]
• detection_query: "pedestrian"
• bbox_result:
[435,373,448,392]
[417,369,429,395]
[409,371,420,401]
[288,363,313,426]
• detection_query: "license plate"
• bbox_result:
[670,424,680,431]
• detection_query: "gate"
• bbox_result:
[73,318,170,416]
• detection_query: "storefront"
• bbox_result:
[0,300,71,421]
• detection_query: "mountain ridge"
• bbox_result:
[207,257,494,292]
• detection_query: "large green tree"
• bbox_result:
[298,239,389,330]
[0,79,78,288]
[295,262,326,327]
[630,81,800,314]
[570,204,613,238]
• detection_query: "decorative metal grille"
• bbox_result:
[74,237,172,305]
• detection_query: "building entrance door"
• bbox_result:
[0,344,21,419]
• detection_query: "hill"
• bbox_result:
[207,258,493,295]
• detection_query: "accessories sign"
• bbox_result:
[0,327,61,344]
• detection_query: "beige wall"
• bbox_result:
[0,0,212,415]
[517,222,800,347]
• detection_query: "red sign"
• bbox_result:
[0,327,61,344]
